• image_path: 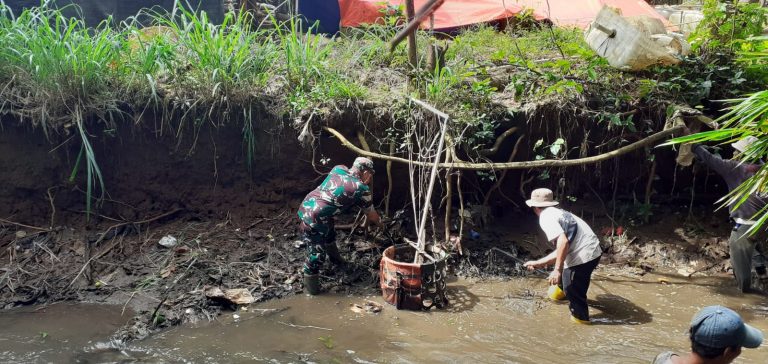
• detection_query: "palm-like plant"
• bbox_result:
[667,36,768,230]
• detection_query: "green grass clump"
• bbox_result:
[0,5,120,220]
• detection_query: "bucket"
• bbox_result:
[379,244,448,310]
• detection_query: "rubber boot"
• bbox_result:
[571,315,591,325]
[304,274,320,295]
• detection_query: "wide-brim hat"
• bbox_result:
[526,188,559,208]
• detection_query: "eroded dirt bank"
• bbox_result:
[0,118,761,342]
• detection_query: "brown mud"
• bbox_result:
[0,117,763,344]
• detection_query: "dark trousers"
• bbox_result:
[730,224,767,292]
[562,256,600,321]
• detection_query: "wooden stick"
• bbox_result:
[404,0,418,70]
[456,170,464,255]
[444,151,453,244]
[413,100,449,263]
[389,0,445,51]
[385,142,395,216]
[278,321,332,331]
[324,125,685,170]
[0,218,50,232]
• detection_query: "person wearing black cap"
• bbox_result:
[297,157,383,295]
[653,305,764,364]
[523,188,603,324]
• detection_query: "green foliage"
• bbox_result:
[448,25,590,66]
[533,138,566,160]
[646,55,751,107]
[152,6,277,91]
[690,0,767,53]
[666,37,768,232]
[598,113,635,132]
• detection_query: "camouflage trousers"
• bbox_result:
[301,225,342,275]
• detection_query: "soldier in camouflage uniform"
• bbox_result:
[298,157,382,294]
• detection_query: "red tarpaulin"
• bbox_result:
[515,0,676,30]
[339,0,546,31]
[338,0,675,32]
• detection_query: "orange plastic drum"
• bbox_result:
[379,244,448,310]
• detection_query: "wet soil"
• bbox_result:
[1,202,763,346]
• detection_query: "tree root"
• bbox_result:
[324,125,685,170]
[477,127,519,156]
[482,134,525,208]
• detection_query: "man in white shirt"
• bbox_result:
[523,188,602,324]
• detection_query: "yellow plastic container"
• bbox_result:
[547,285,566,301]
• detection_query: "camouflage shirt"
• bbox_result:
[298,165,373,236]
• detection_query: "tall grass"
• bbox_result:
[0,4,123,220]
[151,5,277,93]
[274,15,365,112]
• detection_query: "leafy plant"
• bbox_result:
[666,37,768,232]
[690,0,767,53]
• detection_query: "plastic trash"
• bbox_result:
[158,235,177,248]
[585,7,683,71]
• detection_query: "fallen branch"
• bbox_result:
[94,208,182,245]
[278,321,333,331]
[324,125,684,170]
[0,218,50,232]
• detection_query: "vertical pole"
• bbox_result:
[405,0,418,70]
[415,115,448,263]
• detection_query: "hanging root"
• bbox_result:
[482,133,525,208]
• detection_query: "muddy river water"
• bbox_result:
[2,272,768,363]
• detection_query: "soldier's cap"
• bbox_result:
[690,305,763,349]
[353,157,375,174]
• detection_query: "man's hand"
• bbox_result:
[548,269,562,285]
[523,261,539,271]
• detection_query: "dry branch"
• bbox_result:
[324,125,685,170]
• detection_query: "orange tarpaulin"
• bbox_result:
[515,0,676,30]
[339,0,546,30]
[338,0,675,32]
